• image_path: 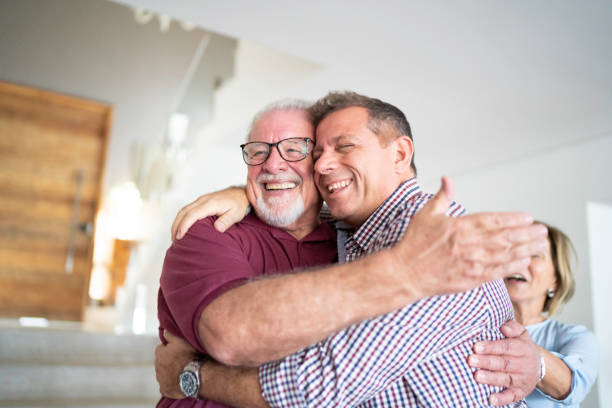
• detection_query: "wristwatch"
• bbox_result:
[179,360,202,399]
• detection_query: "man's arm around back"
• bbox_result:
[198,178,547,366]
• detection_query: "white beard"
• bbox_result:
[256,194,305,228]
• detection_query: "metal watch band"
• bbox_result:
[180,360,202,399]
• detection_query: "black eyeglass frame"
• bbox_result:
[240,137,314,166]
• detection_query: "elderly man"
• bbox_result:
[157,94,545,407]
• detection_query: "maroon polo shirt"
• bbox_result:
[157,212,337,408]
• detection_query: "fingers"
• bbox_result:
[173,187,250,239]
[468,354,523,372]
[155,343,164,362]
[172,198,206,240]
[418,176,454,217]
[214,218,228,233]
[477,258,531,282]
[214,205,248,233]
[507,223,548,243]
[469,239,546,265]
[488,388,525,406]
[165,332,195,352]
[164,331,179,343]
[463,212,534,231]
[461,222,546,247]
[175,196,231,239]
[171,206,188,241]
[440,175,455,203]
[482,224,548,247]
[474,337,525,356]
[464,226,548,265]
[500,319,527,338]
[452,220,546,274]
[471,362,528,405]
[473,369,511,387]
[176,200,218,239]
[164,331,194,351]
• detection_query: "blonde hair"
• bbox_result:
[539,221,577,316]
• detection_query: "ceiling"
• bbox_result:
[113,0,612,183]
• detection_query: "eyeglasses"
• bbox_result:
[240,137,314,166]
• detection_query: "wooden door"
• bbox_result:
[0,81,112,321]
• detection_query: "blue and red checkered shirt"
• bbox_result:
[259,178,525,407]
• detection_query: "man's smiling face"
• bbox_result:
[313,106,405,227]
[246,109,321,231]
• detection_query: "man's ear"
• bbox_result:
[393,136,414,175]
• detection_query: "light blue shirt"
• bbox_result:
[525,319,599,407]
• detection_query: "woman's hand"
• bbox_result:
[468,320,541,406]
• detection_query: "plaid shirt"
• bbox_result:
[259,178,525,407]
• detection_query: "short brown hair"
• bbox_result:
[538,221,577,316]
[308,91,417,174]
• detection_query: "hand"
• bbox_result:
[155,331,198,399]
[172,186,249,240]
[392,176,548,297]
[469,320,540,406]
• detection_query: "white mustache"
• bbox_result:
[256,172,301,184]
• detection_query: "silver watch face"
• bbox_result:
[179,371,198,398]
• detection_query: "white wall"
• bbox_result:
[587,202,612,408]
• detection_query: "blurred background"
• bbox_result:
[0,0,610,406]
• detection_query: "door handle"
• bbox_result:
[65,171,84,274]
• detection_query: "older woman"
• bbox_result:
[504,222,599,407]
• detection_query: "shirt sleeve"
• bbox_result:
[160,217,257,353]
[259,300,500,408]
[258,198,474,408]
[259,314,421,407]
[537,327,600,405]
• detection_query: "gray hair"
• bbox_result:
[246,98,313,142]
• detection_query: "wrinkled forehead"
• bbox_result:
[249,109,314,143]
[314,106,373,145]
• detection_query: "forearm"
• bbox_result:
[200,185,545,367]
[536,347,572,400]
[200,248,422,366]
[199,361,268,408]
[260,281,507,408]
